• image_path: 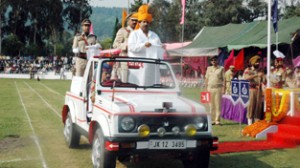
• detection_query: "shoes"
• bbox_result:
[212,121,216,125]
[215,121,222,126]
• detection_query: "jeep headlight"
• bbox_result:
[120,116,136,132]
[185,124,197,137]
[138,124,150,137]
[194,117,208,131]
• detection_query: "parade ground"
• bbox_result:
[0,78,299,168]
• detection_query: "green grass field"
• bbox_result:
[0,79,299,168]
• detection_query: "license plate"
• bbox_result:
[149,140,186,149]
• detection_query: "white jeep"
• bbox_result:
[62,56,218,168]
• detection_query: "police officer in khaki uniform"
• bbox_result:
[72,19,92,76]
[224,65,235,95]
[243,55,263,125]
[111,13,138,82]
[205,56,225,125]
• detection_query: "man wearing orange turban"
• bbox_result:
[243,55,264,125]
[127,5,165,86]
[128,4,163,58]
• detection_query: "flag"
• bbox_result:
[180,0,186,25]
[224,49,234,71]
[234,49,244,71]
[217,48,227,66]
[272,0,278,33]
[89,23,94,35]
[293,55,300,67]
[121,9,127,28]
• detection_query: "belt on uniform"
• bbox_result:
[77,53,87,60]
[208,84,223,88]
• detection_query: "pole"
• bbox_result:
[267,0,272,88]
[181,22,185,81]
[128,0,130,13]
[0,0,2,55]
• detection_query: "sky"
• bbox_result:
[89,0,152,8]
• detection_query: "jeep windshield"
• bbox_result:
[99,58,176,89]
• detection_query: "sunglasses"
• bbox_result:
[211,60,217,62]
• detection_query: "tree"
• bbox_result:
[100,37,113,49]
[2,34,24,56]
[283,2,300,19]
[62,0,92,34]
[149,0,170,42]
[112,17,121,44]
[130,0,143,12]
[247,0,267,21]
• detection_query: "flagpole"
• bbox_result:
[180,0,186,81]
[267,0,272,88]
[181,21,185,80]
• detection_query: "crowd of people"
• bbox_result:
[0,56,75,79]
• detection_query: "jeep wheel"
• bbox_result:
[63,113,80,148]
[182,150,210,168]
[92,127,116,168]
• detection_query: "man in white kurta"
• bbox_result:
[127,6,164,86]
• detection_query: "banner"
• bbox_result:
[231,79,240,102]
[240,80,250,105]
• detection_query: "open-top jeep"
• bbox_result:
[62,56,218,168]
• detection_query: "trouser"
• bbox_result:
[75,57,87,77]
[208,87,222,122]
[247,89,258,119]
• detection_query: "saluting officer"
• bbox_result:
[72,19,92,77]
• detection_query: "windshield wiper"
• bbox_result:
[146,84,170,88]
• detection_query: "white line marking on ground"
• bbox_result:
[38,82,64,98]
[15,82,48,168]
[0,157,39,163]
[24,82,61,118]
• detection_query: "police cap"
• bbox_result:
[81,19,91,25]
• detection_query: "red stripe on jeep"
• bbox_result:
[178,97,196,113]
[93,105,202,116]
[66,93,87,102]
[101,90,178,94]
[113,97,135,113]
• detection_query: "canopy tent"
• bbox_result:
[167,17,300,56]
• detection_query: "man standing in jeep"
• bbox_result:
[111,13,138,82]
[72,19,92,76]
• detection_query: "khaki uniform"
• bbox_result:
[205,66,224,123]
[270,68,286,88]
[243,67,262,122]
[285,71,296,88]
[111,26,134,82]
[73,33,89,76]
[224,69,234,95]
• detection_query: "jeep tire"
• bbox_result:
[63,113,80,148]
[92,127,116,168]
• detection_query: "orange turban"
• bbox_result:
[249,55,261,65]
[137,4,152,23]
